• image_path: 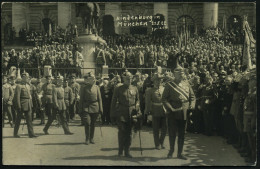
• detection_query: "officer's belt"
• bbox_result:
[57,97,64,100]
[152,102,163,106]
[119,103,135,107]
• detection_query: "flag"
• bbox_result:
[49,23,52,36]
[242,16,255,70]
[178,32,182,49]
[175,23,178,37]
[223,15,227,33]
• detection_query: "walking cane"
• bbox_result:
[139,130,143,155]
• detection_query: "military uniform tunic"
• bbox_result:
[2,83,14,127]
[162,80,195,156]
[110,84,140,155]
[69,82,80,118]
[14,82,35,137]
[43,86,70,134]
[64,86,73,121]
[79,84,103,142]
[145,86,167,148]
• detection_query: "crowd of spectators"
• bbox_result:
[2,23,256,164]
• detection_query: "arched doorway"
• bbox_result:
[177,15,195,35]
[102,15,115,36]
[42,18,54,35]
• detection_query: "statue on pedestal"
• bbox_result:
[76,2,100,35]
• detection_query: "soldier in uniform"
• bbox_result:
[42,75,55,128]
[9,74,17,123]
[100,79,112,125]
[29,77,37,121]
[13,72,38,138]
[64,78,73,122]
[35,78,45,125]
[145,73,167,150]
[243,70,256,164]
[110,70,141,158]
[147,45,157,68]
[2,75,14,128]
[162,66,195,160]
[43,77,73,135]
[79,72,103,145]
[199,75,217,136]
[69,74,81,122]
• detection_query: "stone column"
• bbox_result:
[58,2,72,29]
[105,3,122,34]
[76,35,106,76]
[12,3,29,37]
[154,3,168,28]
[203,3,218,28]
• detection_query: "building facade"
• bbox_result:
[1,2,256,43]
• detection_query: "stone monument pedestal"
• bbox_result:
[75,34,106,76]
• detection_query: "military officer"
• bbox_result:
[36,78,45,125]
[69,74,80,121]
[199,75,217,136]
[145,73,167,150]
[100,79,112,125]
[9,74,17,123]
[2,75,14,128]
[79,72,103,145]
[64,78,73,122]
[42,75,55,125]
[43,77,73,135]
[110,70,141,158]
[13,72,38,138]
[243,70,256,164]
[162,66,195,160]
[29,77,37,121]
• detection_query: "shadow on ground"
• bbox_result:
[63,155,168,164]
[35,142,85,146]
[100,147,155,151]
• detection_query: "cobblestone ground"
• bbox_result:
[2,116,248,166]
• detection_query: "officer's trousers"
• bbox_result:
[82,112,99,141]
[3,103,13,127]
[70,100,79,119]
[43,109,70,133]
[101,99,111,124]
[152,116,167,147]
[14,110,35,137]
[202,106,214,135]
[117,120,132,155]
[11,106,17,123]
[168,113,186,155]
[45,103,53,118]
